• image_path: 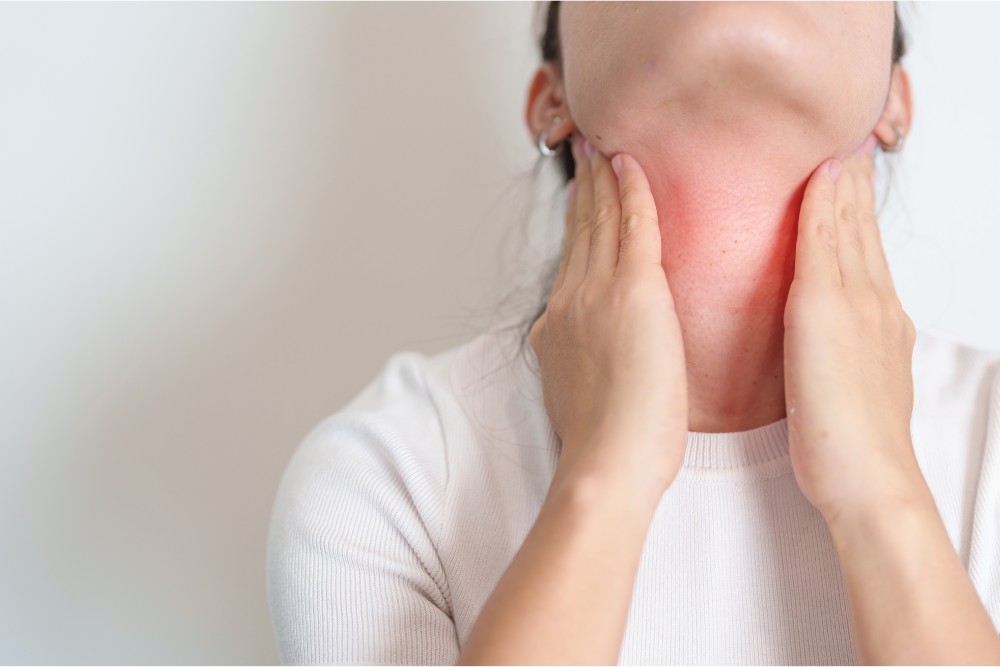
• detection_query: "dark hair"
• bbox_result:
[490,1,909,375]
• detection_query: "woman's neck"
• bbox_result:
[627,124,847,433]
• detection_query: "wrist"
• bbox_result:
[550,451,672,524]
[560,425,684,487]
[824,469,938,556]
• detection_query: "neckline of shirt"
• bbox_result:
[500,327,793,480]
[679,416,791,480]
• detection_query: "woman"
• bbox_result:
[267,2,1000,664]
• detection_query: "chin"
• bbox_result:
[563,2,889,162]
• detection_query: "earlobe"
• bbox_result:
[873,64,912,152]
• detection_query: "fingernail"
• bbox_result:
[571,135,582,161]
[567,178,577,200]
[583,139,597,159]
[828,159,841,182]
[611,154,623,177]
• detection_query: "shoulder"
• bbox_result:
[272,345,455,522]
[266,340,507,664]
[270,327,530,528]
[911,328,1000,417]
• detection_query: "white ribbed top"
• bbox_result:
[266,326,1000,665]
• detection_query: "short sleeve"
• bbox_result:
[266,398,458,664]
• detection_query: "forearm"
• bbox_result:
[828,475,1000,665]
[457,454,666,665]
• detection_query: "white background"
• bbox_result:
[1,2,997,663]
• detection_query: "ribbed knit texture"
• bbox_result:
[266,326,1000,665]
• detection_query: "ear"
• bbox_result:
[524,61,577,152]
[873,63,912,150]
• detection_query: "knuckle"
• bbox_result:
[587,205,616,249]
[593,202,617,225]
[847,225,865,256]
[528,313,545,351]
[838,202,858,224]
[815,222,838,255]
[548,289,571,316]
[858,209,878,227]
[576,281,602,313]
[884,302,912,331]
[569,223,588,248]
[588,220,607,253]
[617,235,635,260]
[619,213,643,243]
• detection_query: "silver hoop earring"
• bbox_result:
[883,125,905,153]
[537,116,564,158]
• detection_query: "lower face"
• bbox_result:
[558,1,895,179]
[555,1,896,323]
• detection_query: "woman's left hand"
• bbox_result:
[783,135,922,529]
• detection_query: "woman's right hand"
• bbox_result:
[529,134,689,494]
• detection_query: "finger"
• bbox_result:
[853,142,896,296]
[854,145,876,218]
[835,154,873,291]
[611,152,662,277]
[551,177,578,294]
[584,140,622,280]
[851,133,876,183]
[793,158,842,290]
[562,134,594,294]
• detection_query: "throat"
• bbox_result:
[643,144,809,434]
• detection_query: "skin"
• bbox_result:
[460,134,1000,664]
[525,1,911,433]
[450,1,1000,664]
